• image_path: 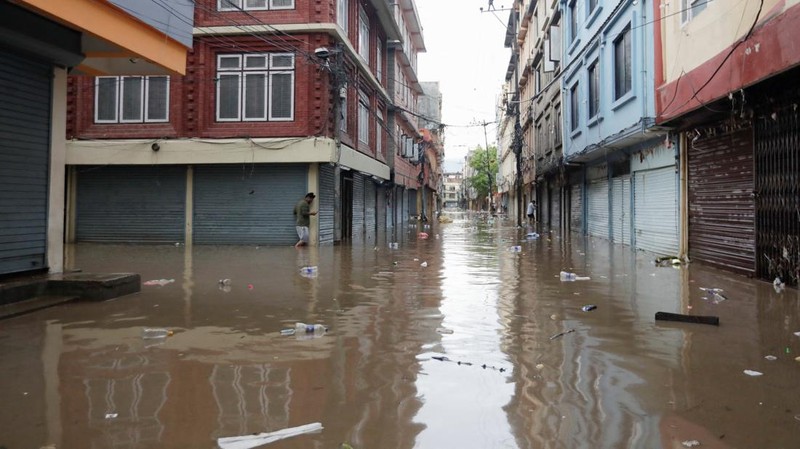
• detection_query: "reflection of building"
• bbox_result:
[0,0,191,277]
[442,172,463,209]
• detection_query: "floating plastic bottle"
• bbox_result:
[299,266,318,276]
[509,246,522,252]
[294,322,327,334]
[560,271,591,282]
[142,328,173,339]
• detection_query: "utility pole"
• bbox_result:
[511,6,524,227]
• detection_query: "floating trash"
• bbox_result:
[743,369,763,377]
[764,355,777,361]
[436,327,454,335]
[143,279,174,287]
[681,441,700,448]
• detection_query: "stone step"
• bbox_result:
[0,295,79,320]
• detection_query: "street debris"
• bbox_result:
[508,245,522,252]
[418,232,429,239]
[143,279,174,287]
[535,363,545,370]
[560,271,591,281]
[420,261,428,267]
[699,287,727,303]
[793,331,800,337]
[104,413,118,419]
[549,329,576,340]
[217,422,323,449]
[431,355,506,373]
[218,278,232,286]
[581,305,597,312]
[389,242,399,249]
[655,311,719,326]
[281,323,327,338]
[299,266,318,278]
[142,328,173,339]
[655,256,683,267]
[435,327,454,334]
[773,277,785,292]
[526,232,540,240]
[681,440,700,448]
[743,370,763,377]
[764,355,777,361]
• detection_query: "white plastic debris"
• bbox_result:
[435,327,454,335]
[681,440,700,448]
[218,422,323,449]
[420,261,428,267]
[143,279,174,287]
[794,331,800,337]
[743,370,763,377]
[764,355,778,361]
[105,413,118,419]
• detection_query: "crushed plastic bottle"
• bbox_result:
[508,246,522,252]
[299,266,318,278]
[218,278,232,286]
[389,242,399,249]
[581,304,597,312]
[142,328,173,339]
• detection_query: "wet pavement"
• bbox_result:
[1,213,800,449]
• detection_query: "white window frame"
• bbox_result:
[358,6,370,62]
[358,90,370,145]
[337,0,349,32]
[215,53,295,122]
[218,0,294,11]
[682,0,710,24]
[94,75,170,124]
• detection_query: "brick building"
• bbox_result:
[65,0,431,246]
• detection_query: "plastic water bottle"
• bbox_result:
[300,266,318,275]
[142,328,173,339]
[294,322,326,334]
[560,271,577,281]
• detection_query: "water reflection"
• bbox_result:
[1,214,799,448]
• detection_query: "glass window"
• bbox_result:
[570,83,579,131]
[376,109,383,157]
[94,76,169,124]
[216,53,295,122]
[358,91,369,144]
[337,0,348,33]
[588,0,598,15]
[682,0,710,23]
[569,1,578,43]
[358,6,370,62]
[588,62,599,118]
[376,41,383,83]
[218,0,294,10]
[614,26,632,100]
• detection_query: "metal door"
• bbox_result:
[76,166,186,243]
[365,179,377,242]
[634,167,679,256]
[612,175,631,245]
[193,164,306,245]
[318,164,335,245]
[0,50,51,274]
[570,184,583,232]
[550,185,561,229]
[587,179,610,239]
[352,173,365,241]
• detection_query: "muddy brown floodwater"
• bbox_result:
[1,213,800,449]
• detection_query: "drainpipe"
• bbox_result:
[387,40,400,239]
[678,132,688,259]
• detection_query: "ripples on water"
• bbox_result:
[0,213,799,448]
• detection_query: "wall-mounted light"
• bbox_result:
[151,143,160,152]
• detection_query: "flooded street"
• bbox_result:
[2,214,800,449]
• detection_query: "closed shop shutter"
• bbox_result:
[570,184,583,232]
[193,164,306,245]
[612,175,631,245]
[408,189,418,216]
[0,51,51,275]
[689,129,755,273]
[541,186,549,226]
[76,166,186,243]
[634,167,679,255]
[319,164,335,245]
[365,179,377,240]
[550,185,561,229]
[352,172,365,240]
[587,179,609,238]
[377,186,387,241]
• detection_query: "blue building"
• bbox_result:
[559,0,679,256]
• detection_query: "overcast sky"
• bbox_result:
[416,0,512,172]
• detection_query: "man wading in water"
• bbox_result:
[293,192,317,248]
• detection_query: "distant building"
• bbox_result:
[442,172,463,209]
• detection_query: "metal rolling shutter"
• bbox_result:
[550,186,561,229]
[377,185,387,240]
[634,167,679,255]
[689,129,755,273]
[352,173,365,240]
[76,166,186,243]
[365,179,377,240]
[541,186,549,226]
[612,175,631,245]
[570,184,583,233]
[318,164,335,245]
[0,51,51,275]
[408,188,418,216]
[587,179,609,239]
[193,164,306,245]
